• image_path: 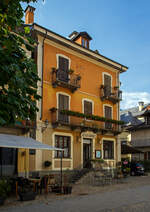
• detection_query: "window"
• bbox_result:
[103,140,114,159]
[145,116,150,125]
[82,38,85,47]
[55,135,71,158]
[83,100,92,116]
[81,38,88,48]
[57,56,69,82]
[104,105,112,129]
[58,94,69,123]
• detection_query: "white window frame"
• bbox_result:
[103,104,113,119]
[56,54,71,70]
[101,137,116,161]
[52,132,73,170]
[102,72,112,87]
[82,98,94,115]
[56,92,71,122]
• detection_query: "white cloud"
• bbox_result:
[121,92,150,109]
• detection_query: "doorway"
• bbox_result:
[83,138,92,168]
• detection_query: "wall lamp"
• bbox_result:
[42,119,49,132]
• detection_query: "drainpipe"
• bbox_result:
[117,66,122,163]
[40,30,48,120]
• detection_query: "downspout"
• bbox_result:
[40,30,48,120]
[117,66,122,163]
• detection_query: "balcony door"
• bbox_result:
[104,74,111,97]
[57,56,69,82]
[58,94,69,123]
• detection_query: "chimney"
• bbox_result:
[25,5,35,25]
[138,101,144,111]
[69,31,92,49]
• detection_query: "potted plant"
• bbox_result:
[0,178,11,205]
[18,179,37,201]
[44,160,52,168]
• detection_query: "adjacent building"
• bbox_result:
[120,102,150,161]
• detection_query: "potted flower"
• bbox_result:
[18,178,37,201]
[0,178,11,205]
[44,160,52,168]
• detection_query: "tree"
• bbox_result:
[0,0,41,126]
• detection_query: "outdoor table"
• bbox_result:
[28,178,41,193]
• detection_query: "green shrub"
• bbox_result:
[0,178,11,198]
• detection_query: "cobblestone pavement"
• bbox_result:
[1,175,150,212]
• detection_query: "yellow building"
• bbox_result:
[24,6,128,174]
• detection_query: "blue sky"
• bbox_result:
[22,0,150,109]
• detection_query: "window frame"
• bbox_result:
[82,98,94,116]
[54,135,71,158]
[103,140,114,160]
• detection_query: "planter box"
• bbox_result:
[51,186,62,193]
[0,197,5,206]
[19,192,36,201]
[63,186,72,195]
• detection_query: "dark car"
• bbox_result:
[130,162,144,176]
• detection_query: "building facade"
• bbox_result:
[25,6,128,173]
[120,102,150,161]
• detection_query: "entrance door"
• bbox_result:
[83,139,92,168]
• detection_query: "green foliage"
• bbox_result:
[0,178,11,198]
[91,159,104,163]
[0,0,41,126]
[60,109,124,125]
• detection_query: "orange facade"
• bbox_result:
[42,43,118,122]
[30,21,128,172]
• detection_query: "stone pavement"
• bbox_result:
[1,175,150,212]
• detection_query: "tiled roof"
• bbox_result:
[120,103,150,126]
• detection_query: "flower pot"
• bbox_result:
[63,186,72,195]
[0,197,5,206]
[19,191,36,201]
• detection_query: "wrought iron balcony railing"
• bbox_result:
[50,108,122,135]
[51,68,81,93]
[100,85,122,103]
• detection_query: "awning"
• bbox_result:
[0,134,63,151]
[121,144,143,154]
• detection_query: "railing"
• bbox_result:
[100,85,122,103]
[50,108,121,134]
[51,68,81,92]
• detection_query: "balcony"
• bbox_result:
[50,108,122,135]
[100,85,122,104]
[51,68,81,93]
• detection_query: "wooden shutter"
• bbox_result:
[58,94,69,122]
[104,106,112,129]
[59,56,69,72]
[84,101,92,115]
[105,106,112,118]
[58,56,69,82]
[104,74,111,96]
